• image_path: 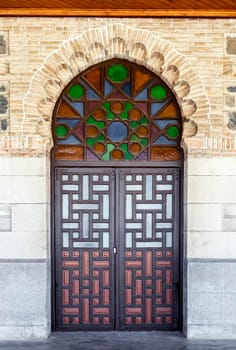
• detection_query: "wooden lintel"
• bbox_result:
[0,8,236,17]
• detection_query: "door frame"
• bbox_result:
[50,159,184,331]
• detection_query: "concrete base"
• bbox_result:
[0,332,236,350]
[188,325,236,339]
[187,260,236,339]
[0,261,50,339]
[0,326,49,340]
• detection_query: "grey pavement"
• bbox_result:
[0,332,236,350]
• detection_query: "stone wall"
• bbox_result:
[186,157,236,337]
[0,157,50,338]
[0,17,235,339]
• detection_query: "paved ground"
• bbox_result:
[0,332,236,350]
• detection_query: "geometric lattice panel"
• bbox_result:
[119,168,179,330]
[54,167,180,330]
[55,168,115,329]
[52,59,182,162]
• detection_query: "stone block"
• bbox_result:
[0,62,9,74]
[0,157,48,176]
[187,261,236,338]
[0,216,11,231]
[0,175,47,204]
[0,204,11,231]
[0,325,49,339]
[223,263,236,293]
[0,81,8,93]
[187,204,222,231]
[227,86,236,93]
[222,217,236,231]
[222,233,236,260]
[222,204,236,231]
[0,262,48,326]
[0,118,8,131]
[225,94,235,107]
[12,204,48,232]
[187,157,236,176]
[223,204,236,217]
[188,291,223,325]
[227,37,236,55]
[224,294,236,322]
[188,176,236,204]
[227,111,236,130]
[188,325,236,339]
[188,231,236,259]
[187,261,236,336]
[0,31,8,55]
[10,157,48,177]
[0,231,48,259]
[0,95,8,115]
[188,261,224,292]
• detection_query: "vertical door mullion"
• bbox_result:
[111,168,117,331]
[54,167,62,329]
[173,167,180,328]
[114,168,122,330]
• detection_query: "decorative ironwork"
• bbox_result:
[55,167,180,330]
[119,168,179,329]
[55,168,115,329]
[52,59,182,161]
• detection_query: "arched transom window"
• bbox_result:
[52,59,182,161]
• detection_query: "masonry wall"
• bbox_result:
[0,17,236,339]
[185,157,236,337]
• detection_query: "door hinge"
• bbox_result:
[113,247,117,254]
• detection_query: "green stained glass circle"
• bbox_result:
[151,85,167,100]
[108,64,128,83]
[55,125,68,138]
[68,84,84,99]
[166,125,179,138]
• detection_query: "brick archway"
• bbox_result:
[22,23,209,150]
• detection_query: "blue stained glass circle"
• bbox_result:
[107,122,128,142]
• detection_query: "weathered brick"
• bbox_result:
[227,37,236,55]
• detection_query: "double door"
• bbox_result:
[54,167,180,330]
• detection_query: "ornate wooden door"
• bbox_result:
[54,166,180,330]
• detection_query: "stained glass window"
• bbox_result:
[52,59,182,161]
